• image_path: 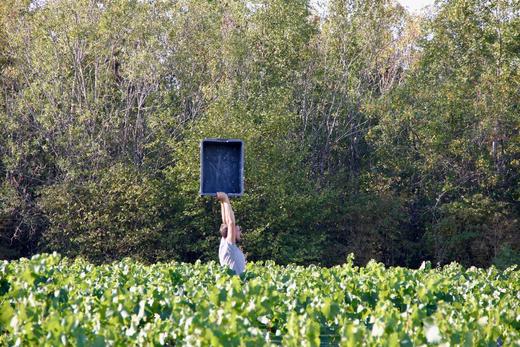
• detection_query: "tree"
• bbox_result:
[368,0,520,267]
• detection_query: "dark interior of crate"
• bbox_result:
[201,141,242,195]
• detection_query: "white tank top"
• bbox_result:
[219,237,246,275]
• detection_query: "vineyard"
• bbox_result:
[1,253,519,346]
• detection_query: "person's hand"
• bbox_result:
[216,192,229,202]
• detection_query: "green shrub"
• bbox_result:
[39,165,168,263]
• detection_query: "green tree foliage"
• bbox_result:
[168,0,329,264]
[0,0,46,259]
[0,0,518,267]
[38,164,177,263]
[368,0,520,267]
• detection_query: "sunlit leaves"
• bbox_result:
[0,253,518,345]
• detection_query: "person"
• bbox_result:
[216,192,246,275]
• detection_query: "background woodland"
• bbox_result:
[0,0,518,268]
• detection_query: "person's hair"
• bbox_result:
[220,224,228,238]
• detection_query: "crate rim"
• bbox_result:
[199,138,245,196]
[200,138,244,144]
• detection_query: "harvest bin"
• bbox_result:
[200,139,244,196]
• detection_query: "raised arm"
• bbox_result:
[220,196,226,225]
[217,192,236,243]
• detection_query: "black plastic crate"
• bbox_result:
[200,139,244,196]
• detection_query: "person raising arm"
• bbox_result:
[216,192,245,275]
[219,192,237,243]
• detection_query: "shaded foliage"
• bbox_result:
[0,0,518,267]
